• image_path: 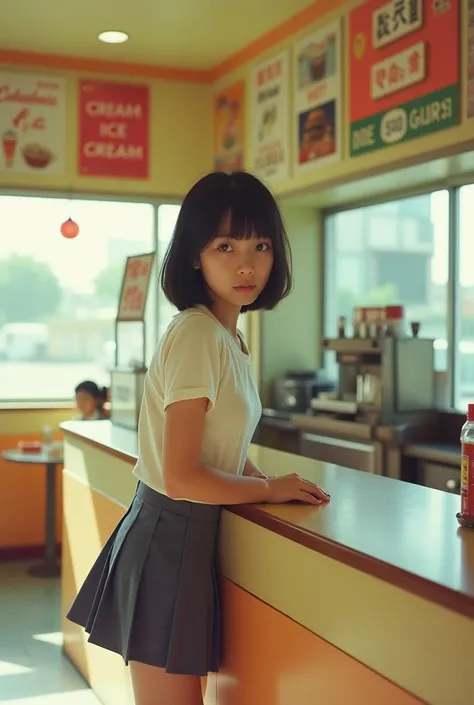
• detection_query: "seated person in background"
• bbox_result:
[75,381,108,420]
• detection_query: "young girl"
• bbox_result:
[67,171,330,705]
[74,380,107,420]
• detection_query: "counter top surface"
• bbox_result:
[61,420,474,619]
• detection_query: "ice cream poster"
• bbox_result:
[251,50,290,182]
[213,82,245,172]
[294,18,342,171]
[0,72,66,175]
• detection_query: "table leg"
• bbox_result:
[28,462,61,578]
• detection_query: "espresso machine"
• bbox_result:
[313,336,435,426]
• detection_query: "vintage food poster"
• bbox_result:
[251,50,290,181]
[213,81,245,172]
[0,71,66,174]
[294,18,342,171]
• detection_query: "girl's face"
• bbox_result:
[199,213,274,310]
[76,390,98,419]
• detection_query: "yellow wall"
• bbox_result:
[0,65,213,198]
[213,0,472,201]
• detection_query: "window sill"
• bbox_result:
[0,402,76,411]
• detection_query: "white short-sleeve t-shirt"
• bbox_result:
[132,305,262,500]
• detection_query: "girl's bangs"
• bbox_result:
[214,201,275,242]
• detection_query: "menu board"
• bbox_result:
[349,0,460,156]
[117,252,155,322]
[79,80,150,179]
[0,71,66,174]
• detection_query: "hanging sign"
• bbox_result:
[117,252,155,322]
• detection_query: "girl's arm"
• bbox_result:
[243,456,268,479]
[162,398,324,506]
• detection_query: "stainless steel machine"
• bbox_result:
[314,336,435,426]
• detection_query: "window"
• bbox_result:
[455,184,474,411]
[0,195,154,402]
[157,204,181,341]
[324,191,449,380]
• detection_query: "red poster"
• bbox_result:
[118,252,155,321]
[349,0,460,156]
[79,80,149,179]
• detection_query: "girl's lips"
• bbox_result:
[233,285,256,292]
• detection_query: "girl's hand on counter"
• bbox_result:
[265,474,330,505]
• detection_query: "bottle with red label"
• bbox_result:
[457,404,474,528]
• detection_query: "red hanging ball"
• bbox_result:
[60,218,79,239]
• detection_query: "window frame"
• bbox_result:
[0,187,181,406]
[322,179,473,413]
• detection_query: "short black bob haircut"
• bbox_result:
[160,170,292,312]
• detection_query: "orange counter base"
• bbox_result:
[62,471,422,705]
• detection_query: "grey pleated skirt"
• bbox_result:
[67,481,221,676]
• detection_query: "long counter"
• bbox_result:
[60,420,474,705]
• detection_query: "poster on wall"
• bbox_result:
[468,0,474,120]
[294,18,342,171]
[349,0,460,157]
[79,80,149,179]
[117,252,155,322]
[0,72,66,174]
[213,82,245,172]
[251,50,290,181]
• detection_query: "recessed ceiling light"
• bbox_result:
[98,30,129,44]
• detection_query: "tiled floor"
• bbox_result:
[0,561,100,704]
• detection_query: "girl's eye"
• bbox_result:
[256,242,271,252]
[218,243,233,252]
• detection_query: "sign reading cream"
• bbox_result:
[350,0,459,156]
[79,80,149,179]
[294,18,342,171]
[0,71,65,174]
[251,50,290,181]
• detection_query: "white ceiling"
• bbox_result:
[1,0,317,70]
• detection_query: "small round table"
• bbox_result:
[2,450,63,578]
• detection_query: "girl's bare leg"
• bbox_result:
[130,661,204,705]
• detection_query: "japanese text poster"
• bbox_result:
[251,50,290,181]
[79,80,149,179]
[0,72,66,174]
[213,82,245,172]
[118,252,155,321]
[349,0,460,156]
[468,0,474,120]
[294,18,342,171]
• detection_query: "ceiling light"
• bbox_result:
[98,30,129,44]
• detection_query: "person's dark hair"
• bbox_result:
[75,380,107,406]
[160,171,292,312]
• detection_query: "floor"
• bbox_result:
[0,561,101,705]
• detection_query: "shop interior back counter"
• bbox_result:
[60,420,474,705]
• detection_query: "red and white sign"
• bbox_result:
[79,80,149,179]
[117,252,155,321]
[371,41,426,99]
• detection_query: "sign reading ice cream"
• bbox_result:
[0,71,66,174]
[79,80,149,179]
